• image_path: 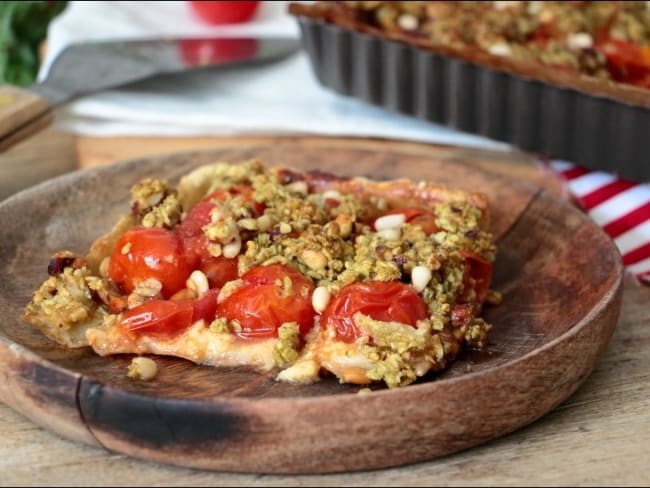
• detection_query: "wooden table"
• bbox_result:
[1,127,648,486]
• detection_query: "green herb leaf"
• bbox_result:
[0,1,68,86]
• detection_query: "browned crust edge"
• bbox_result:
[289,2,650,109]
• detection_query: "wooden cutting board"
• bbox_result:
[0,136,622,474]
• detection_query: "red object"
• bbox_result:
[176,187,264,285]
[177,200,215,266]
[459,251,493,306]
[188,1,260,24]
[190,289,220,323]
[121,299,195,337]
[179,38,259,67]
[321,281,428,343]
[596,39,650,87]
[385,207,440,235]
[120,289,219,338]
[109,227,193,299]
[200,256,239,289]
[216,264,316,339]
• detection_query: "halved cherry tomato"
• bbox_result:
[121,299,194,338]
[190,289,219,323]
[321,281,429,343]
[216,264,315,339]
[384,207,439,235]
[109,227,192,299]
[459,251,493,305]
[200,256,239,289]
[121,289,218,338]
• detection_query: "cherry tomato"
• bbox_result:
[121,299,194,338]
[187,1,259,25]
[459,251,493,305]
[109,227,192,299]
[177,200,215,265]
[532,22,558,47]
[216,264,315,339]
[190,289,219,323]
[384,207,439,235]
[200,256,239,289]
[177,187,261,278]
[321,281,429,343]
[597,39,650,85]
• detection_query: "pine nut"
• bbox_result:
[322,190,341,201]
[411,266,432,292]
[378,228,401,241]
[127,357,158,381]
[286,181,308,194]
[222,238,242,259]
[99,257,110,277]
[256,214,273,232]
[397,13,418,30]
[210,207,223,223]
[237,218,258,230]
[375,213,405,231]
[567,32,593,50]
[186,270,209,296]
[170,288,197,301]
[488,42,512,57]
[312,286,331,314]
[301,249,328,270]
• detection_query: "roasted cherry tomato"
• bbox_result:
[109,227,192,299]
[200,256,239,289]
[597,39,650,86]
[216,264,315,339]
[177,200,216,265]
[321,281,429,343]
[385,207,440,235]
[459,251,493,305]
[120,289,219,338]
[187,1,259,25]
[121,299,194,337]
[177,186,264,265]
[190,289,219,323]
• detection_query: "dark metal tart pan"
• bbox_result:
[290,3,650,182]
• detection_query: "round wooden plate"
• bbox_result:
[0,139,623,474]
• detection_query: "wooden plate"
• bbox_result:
[0,138,623,474]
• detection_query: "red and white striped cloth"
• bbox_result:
[545,160,650,284]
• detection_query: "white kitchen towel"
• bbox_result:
[42,1,650,282]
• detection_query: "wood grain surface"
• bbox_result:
[0,85,52,152]
[0,133,647,485]
[0,135,624,476]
